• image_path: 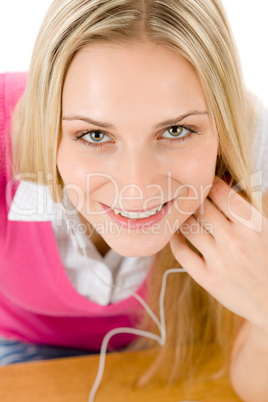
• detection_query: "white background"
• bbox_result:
[0,1,267,105]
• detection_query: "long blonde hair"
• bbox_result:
[12,0,259,384]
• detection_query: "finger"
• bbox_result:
[170,231,206,284]
[209,176,263,232]
[194,198,230,239]
[180,215,215,256]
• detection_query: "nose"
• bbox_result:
[115,150,163,209]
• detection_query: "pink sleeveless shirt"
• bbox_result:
[0,72,147,350]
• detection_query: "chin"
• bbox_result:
[105,234,171,258]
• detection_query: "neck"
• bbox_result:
[78,213,111,257]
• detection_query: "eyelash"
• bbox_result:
[73,124,200,149]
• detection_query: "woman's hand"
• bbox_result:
[170,175,268,333]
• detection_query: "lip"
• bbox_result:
[101,200,174,229]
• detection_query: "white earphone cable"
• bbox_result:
[73,231,186,402]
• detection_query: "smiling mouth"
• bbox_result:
[112,203,167,220]
[100,200,174,229]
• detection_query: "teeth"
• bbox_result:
[113,204,164,219]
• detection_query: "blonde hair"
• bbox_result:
[12,0,259,384]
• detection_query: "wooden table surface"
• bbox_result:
[0,348,241,402]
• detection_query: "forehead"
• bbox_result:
[62,41,207,118]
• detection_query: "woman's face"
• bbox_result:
[58,41,218,256]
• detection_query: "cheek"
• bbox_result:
[56,140,91,210]
[56,140,117,210]
[173,144,217,213]
[174,149,216,185]
[57,139,94,185]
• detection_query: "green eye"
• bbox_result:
[89,130,106,142]
[76,129,112,145]
[167,126,184,137]
[159,124,198,143]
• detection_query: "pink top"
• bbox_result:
[0,72,147,350]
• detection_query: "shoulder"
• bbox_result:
[0,73,28,185]
[0,72,28,125]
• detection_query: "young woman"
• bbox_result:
[1,0,268,400]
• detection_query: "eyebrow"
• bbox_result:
[62,111,208,130]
